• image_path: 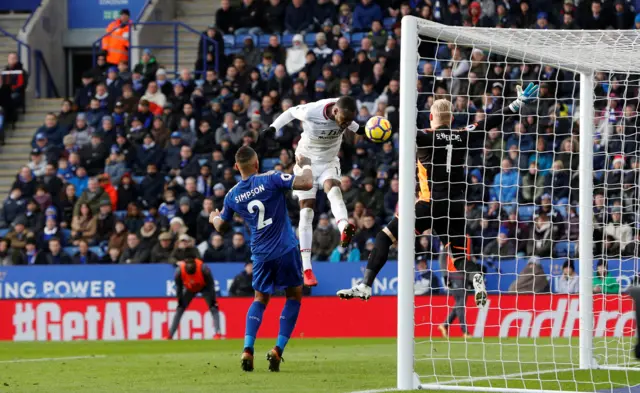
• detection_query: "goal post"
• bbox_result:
[397,15,639,392]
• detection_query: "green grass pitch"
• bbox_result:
[0,338,639,393]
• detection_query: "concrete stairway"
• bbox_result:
[0,98,60,196]
[155,0,218,75]
[0,13,31,197]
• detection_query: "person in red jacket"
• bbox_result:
[98,173,118,211]
[168,258,222,339]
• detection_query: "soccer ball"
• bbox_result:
[365,116,392,143]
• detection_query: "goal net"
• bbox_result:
[397,16,640,392]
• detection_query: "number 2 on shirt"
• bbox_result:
[445,143,453,173]
[248,200,273,229]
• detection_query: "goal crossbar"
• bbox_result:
[414,18,640,74]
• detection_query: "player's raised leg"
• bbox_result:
[298,198,317,286]
[323,177,355,247]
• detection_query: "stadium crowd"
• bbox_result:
[1,0,640,293]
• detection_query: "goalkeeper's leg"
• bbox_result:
[337,201,432,300]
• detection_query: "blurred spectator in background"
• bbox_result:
[484,226,517,258]
[509,256,550,293]
[227,232,251,262]
[593,260,620,294]
[557,260,579,294]
[150,232,173,263]
[37,238,71,265]
[414,257,441,295]
[120,232,150,263]
[312,213,339,261]
[72,239,100,264]
[229,262,254,296]
[103,9,131,66]
[284,0,313,34]
[3,52,27,126]
[204,233,227,262]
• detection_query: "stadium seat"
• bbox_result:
[259,34,273,48]
[304,32,316,45]
[90,247,105,258]
[61,229,72,245]
[282,33,294,46]
[383,17,395,30]
[261,157,280,171]
[114,211,127,220]
[223,34,235,49]
[63,246,79,256]
[132,176,145,184]
[351,32,365,43]
[0,228,8,238]
[518,205,535,221]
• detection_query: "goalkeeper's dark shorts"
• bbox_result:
[385,199,467,261]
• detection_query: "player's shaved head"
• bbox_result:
[430,99,453,127]
[333,96,357,129]
[235,145,259,176]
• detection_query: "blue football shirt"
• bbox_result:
[220,171,298,262]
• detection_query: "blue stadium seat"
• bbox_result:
[259,34,273,48]
[304,32,316,45]
[555,204,568,219]
[114,211,127,220]
[132,176,145,184]
[61,229,72,246]
[342,32,351,42]
[383,17,395,30]
[351,32,366,43]
[90,247,105,258]
[261,157,280,171]
[555,242,568,257]
[63,246,79,256]
[282,33,294,46]
[223,34,235,49]
[0,228,9,238]
[518,205,535,222]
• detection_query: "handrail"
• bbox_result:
[21,1,43,31]
[0,26,32,75]
[136,0,153,21]
[92,21,219,76]
[34,50,59,98]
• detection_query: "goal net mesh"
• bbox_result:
[410,20,640,392]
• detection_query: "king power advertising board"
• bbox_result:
[0,295,634,341]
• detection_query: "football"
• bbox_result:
[365,116,392,143]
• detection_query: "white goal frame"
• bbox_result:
[397,16,640,391]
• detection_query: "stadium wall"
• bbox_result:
[0,295,634,341]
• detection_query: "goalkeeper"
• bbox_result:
[337,83,539,304]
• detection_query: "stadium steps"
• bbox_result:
[0,99,60,196]
[152,0,218,75]
[0,14,28,58]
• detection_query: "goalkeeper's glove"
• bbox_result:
[508,82,539,112]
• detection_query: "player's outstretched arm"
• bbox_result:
[292,155,314,191]
[470,83,539,134]
[210,209,231,233]
[264,106,304,134]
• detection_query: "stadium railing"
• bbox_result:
[33,49,60,98]
[91,21,220,77]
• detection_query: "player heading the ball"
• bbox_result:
[337,83,539,303]
[263,96,368,287]
[210,146,314,372]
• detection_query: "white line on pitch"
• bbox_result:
[348,388,398,393]
[0,355,107,364]
[437,367,578,385]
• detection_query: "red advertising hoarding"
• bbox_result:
[0,295,634,341]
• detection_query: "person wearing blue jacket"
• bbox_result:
[352,0,383,32]
[490,158,520,204]
[284,0,313,34]
[32,113,65,148]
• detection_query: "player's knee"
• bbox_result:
[376,230,393,249]
[285,286,303,301]
[254,291,270,305]
[325,183,342,197]
[300,199,315,209]
[300,207,314,228]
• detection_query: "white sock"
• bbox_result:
[327,186,349,233]
[299,207,314,271]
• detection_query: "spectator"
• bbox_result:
[104,146,127,186]
[583,0,610,29]
[150,232,174,262]
[352,0,383,32]
[120,233,150,263]
[101,247,122,264]
[312,213,339,261]
[116,172,137,211]
[69,113,95,148]
[284,0,313,34]
[490,159,520,205]
[229,262,254,296]
[177,197,198,239]
[74,177,111,216]
[354,214,380,251]
[0,239,12,266]
[135,133,164,175]
[527,213,555,258]
[604,206,633,257]
[124,202,144,234]
[285,35,308,75]
[483,226,517,258]
[139,216,159,250]
[71,239,99,264]
[557,260,579,294]
[36,238,71,265]
[3,52,27,124]
[359,177,384,218]
[521,162,545,204]
[108,220,129,253]
[23,198,44,233]
[204,233,228,262]
[141,81,166,116]
[5,216,33,251]
[139,163,164,208]
[338,4,353,32]
[170,233,201,263]
[227,232,251,262]
[215,0,236,34]
[3,187,26,227]
[593,260,620,294]
[14,236,40,265]
[196,198,215,244]
[414,257,441,295]
[34,113,65,148]
[71,203,97,246]
[509,256,550,293]
[96,199,115,244]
